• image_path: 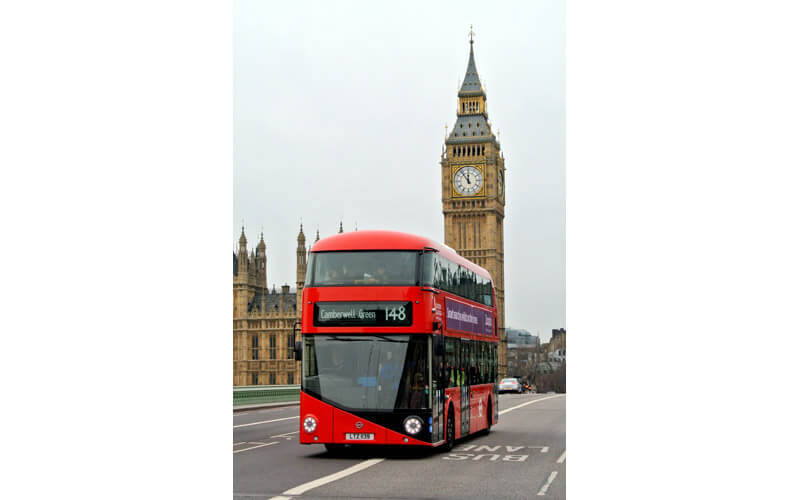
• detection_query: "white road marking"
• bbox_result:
[276,458,385,497]
[525,446,549,453]
[537,471,558,496]
[233,441,279,454]
[557,450,566,464]
[271,431,300,439]
[233,416,299,428]
[269,497,292,500]
[499,394,562,415]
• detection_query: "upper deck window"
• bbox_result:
[422,252,494,306]
[307,251,418,287]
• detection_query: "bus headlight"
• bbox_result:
[403,416,423,435]
[303,415,317,433]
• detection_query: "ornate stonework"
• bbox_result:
[232,225,306,386]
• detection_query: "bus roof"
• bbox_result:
[311,230,493,281]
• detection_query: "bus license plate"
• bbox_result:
[345,433,374,441]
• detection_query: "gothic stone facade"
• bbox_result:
[232,226,307,386]
[441,38,508,378]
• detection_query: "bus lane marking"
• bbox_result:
[233,416,299,428]
[447,443,550,460]
[233,441,279,454]
[443,452,529,462]
[457,445,527,453]
[276,458,385,497]
[537,471,558,496]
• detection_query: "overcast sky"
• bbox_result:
[234,0,564,342]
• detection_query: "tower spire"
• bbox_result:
[458,27,484,98]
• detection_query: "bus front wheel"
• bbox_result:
[445,407,455,452]
[484,399,492,435]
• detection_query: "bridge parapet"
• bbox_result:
[234,384,300,407]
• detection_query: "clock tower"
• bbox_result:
[441,32,508,379]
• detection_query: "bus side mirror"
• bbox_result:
[434,336,444,356]
[294,341,302,361]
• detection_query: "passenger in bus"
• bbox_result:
[446,361,455,388]
[378,351,400,391]
[364,264,389,284]
[438,360,447,391]
[325,268,340,283]
[375,265,389,283]
[329,348,346,375]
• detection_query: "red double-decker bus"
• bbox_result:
[295,230,499,451]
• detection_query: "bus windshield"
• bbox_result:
[302,335,429,410]
[307,251,418,286]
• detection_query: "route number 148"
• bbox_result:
[385,305,406,321]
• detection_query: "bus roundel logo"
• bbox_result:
[355,421,363,429]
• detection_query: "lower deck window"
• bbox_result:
[302,334,429,410]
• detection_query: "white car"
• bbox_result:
[499,378,523,394]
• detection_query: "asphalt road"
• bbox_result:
[234,393,566,499]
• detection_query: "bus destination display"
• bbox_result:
[314,301,413,327]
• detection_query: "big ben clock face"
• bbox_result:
[453,165,483,196]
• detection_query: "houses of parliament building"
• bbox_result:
[234,34,508,385]
[233,225,309,386]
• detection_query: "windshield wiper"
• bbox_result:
[374,336,407,343]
